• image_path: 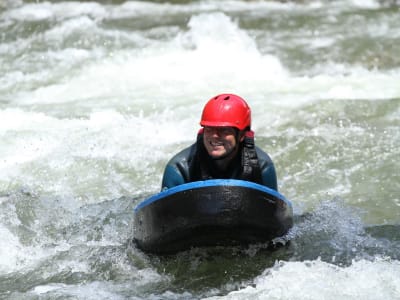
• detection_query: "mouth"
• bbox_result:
[209,141,223,147]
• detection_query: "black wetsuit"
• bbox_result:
[161,132,278,191]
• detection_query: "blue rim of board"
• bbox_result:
[134,179,292,212]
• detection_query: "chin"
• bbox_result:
[209,152,226,159]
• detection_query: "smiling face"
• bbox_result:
[203,126,244,160]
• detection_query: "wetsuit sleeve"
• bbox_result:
[260,163,278,191]
[255,146,278,191]
[160,146,193,190]
[161,164,186,190]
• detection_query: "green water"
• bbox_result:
[0,1,399,299]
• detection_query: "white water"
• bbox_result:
[206,259,400,300]
[1,1,399,299]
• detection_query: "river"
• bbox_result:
[0,0,399,299]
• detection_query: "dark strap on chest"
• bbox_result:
[241,131,262,184]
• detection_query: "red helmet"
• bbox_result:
[200,94,251,130]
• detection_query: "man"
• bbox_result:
[161,93,278,191]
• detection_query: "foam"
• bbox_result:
[4,2,107,22]
[0,223,75,275]
[0,225,24,273]
[0,107,192,201]
[205,259,400,300]
[7,9,399,113]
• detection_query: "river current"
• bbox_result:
[0,0,399,299]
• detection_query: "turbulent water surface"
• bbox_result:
[1,0,399,299]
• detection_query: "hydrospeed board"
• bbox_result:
[133,179,293,254]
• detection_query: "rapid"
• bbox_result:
[0,0,399,299]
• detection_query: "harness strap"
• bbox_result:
[241,130,262,183]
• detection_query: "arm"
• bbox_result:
[260,163,278,191]
[160,146,193,190]
[161,164,186,190]
[255,146,278,191]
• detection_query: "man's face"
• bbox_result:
[203,126,240,160]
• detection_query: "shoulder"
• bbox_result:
[255,146,274,166]
[254,145,278,191]
[166,143,195,167]
[162,143,196,190]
